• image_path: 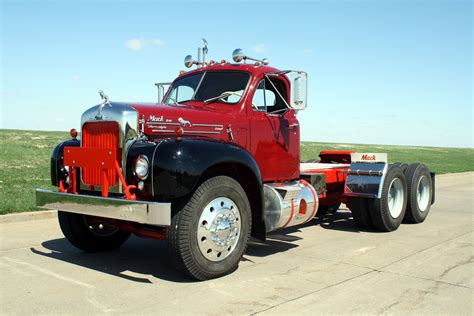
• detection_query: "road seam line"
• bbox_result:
[251,269,375,315]
[3,256,95,289]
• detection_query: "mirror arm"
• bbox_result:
[244,56,260,63]
[266,70,291,76]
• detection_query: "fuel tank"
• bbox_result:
[264,180,319,232]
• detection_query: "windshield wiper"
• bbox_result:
[204,91,242,104]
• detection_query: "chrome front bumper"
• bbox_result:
[35,189,171,226]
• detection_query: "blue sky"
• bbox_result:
[1,0,472,147]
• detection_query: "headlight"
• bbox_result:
[134,155,149,180]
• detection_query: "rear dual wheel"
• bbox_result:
[369,165,407,232]
[347,197,373,229]
[403,163,433,223]
[348,163,433,231]
[319,201,342,214]
[348,165,407,232]
[392,162,408,173]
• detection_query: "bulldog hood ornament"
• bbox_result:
[96,90,112,119]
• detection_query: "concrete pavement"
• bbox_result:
[0,172,472,314]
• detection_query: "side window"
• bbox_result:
[164,73,202,104]
[175,86,194,103]
[252,80,276,112]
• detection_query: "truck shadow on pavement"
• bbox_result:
[30,209,371,283]
[246,209,377,258]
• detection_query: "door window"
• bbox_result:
[251,78,287,113]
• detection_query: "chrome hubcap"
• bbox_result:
[388,178,404,218]
[417,175,430,212]
[197,197,241,262]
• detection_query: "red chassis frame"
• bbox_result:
[60,147,137,200]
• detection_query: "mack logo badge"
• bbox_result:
[351,153,387,163]
[149,115,164,122]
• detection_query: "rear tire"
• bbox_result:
[166,176,251,280]
[319,202,341,214]
[347,197,373,229]
[369,165,407,232]
[58,212,131,252]
[392,162,408,173]
[403,163,433,223]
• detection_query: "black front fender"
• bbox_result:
[51,139,80,186]
[151,139,262,199]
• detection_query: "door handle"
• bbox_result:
[287,123,299,128]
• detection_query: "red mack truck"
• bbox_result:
[36,40,435,280]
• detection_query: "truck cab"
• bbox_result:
[152,62,303,182]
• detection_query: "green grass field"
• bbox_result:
[1,129,473,214]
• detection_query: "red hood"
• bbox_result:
[127,102,241,141]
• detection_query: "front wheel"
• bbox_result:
[167,176,251,280]
[58,212,131,252]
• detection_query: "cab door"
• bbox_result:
[249,77,300,182]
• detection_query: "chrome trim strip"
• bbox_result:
[185,131,221,134]
[146,122,224,128]
[151,130,221,134]
[146,122,180,126]
[36,189,171,226]
[192,123,224,128]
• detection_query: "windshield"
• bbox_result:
[164,71,250,105]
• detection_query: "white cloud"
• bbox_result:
[72,75,81,81]
[252,43,266,54]
[125,38,164,51]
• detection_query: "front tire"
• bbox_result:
[167,176,251,280]
[58,212,131,252]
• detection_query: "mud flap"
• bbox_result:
[344,153,388,199]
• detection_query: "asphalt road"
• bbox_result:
[1,172,472,315]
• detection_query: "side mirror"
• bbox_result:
[232,49,245,62]
[288,71,308,110]
[184,55,195,68]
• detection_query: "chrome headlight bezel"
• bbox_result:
[134,154,150,180]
